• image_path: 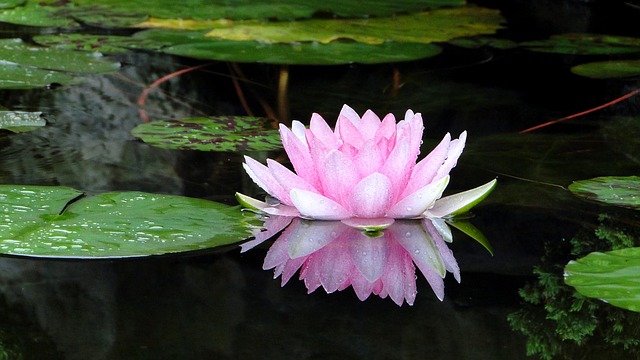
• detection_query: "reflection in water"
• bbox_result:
[242,216,460,306]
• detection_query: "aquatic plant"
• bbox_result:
[237,104,495,230]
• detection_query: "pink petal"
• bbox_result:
[353,139,386,178]
[434,131,467,182]
[267,159,318,204]
[243,156,289,203]
[287,220,343,258]
[309,113,340,149]
[424,219,460,283]
[318,149,360,204]
[386,175,449,218]
[373,113,396,143]
[289,189,352,220]
[380,137,415,202]
[359,109,382,140]
[337,111,365,149]
[240,215,294,253]
[349,172,393,218]
[279,124,319,187]
[401,133,451,198]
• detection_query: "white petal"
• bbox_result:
[425,178,497,218]
[386,175,449,218]
[290,189,351,220]
[349,172,393,218]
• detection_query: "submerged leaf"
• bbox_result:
[0,111,45,132]
[131,116,283,152]
[565,247,640,312]
[0,185,252,258]
[569,176,640,209]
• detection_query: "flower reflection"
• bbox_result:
[242,216,460,306]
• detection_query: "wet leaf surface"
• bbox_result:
[0,111,45,132]
[0,185,252,258]
[522,33,640,55]
[33,33,164,53]
[569,176,640,209]
[131,116,283,152]
[571,60,640,79]
[565,247,640,312]
[0,64,76,89]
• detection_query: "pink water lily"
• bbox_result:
[237,104,495,230]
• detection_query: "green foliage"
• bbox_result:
[131,116,283,152]
[508,213,640,359]
[0,111,45,133]
[522,33,640,55]
[0,185,254,258]
[569,176,640,210]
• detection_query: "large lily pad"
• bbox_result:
[0,64,76,89]
[522,33,640,55]
[569,176,640,210]
[0,38,120,74]
[0,111,45,132]
[571,60,640,79]
[0,0,77,27]
[0,185,252,258]
[565,247,640,312]
[131,116,282,152]
[142,7,503,45]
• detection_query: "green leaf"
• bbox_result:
[571,60,640,79]
[569,176,640,210]
[0,185,253,258]
[565,247,640,312]
[33,34,163,53]
[131,116,283,152]
[522,33,640,55]
[0,0,78,27]
[446,220,493,255]
[0,0,24,10]
[165,39,443,65]
[428,179,497,217]
[0,38,120,74]
[0,64,76,89]
[0,111,45,132]
[448,36,517,49]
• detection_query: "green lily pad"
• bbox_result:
[571,60,640,79]
[0,111,45,132]
[0,0,24,9]
[565,247,640,312]
[0,38,120,74]
[569,176,640,210]
[0,0,78,27]
[165,39,443,64]
[0,64,77,89]
[522,33,640,55]
[448,36,517,49]
[155,6,503,45]
[0,185,252,258]
[33,33,164,53]
[131,116,283,152]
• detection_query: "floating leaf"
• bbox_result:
[565,247,640,312]
[0,185,252,258]
[448,36,517,49]
[571,60,640,79]
[0,111,45,132]
[0,0,24,10]
[194,7,504,45]
[163,39,443,64]
[569,176,640,209]
[75,0,465,21]
[0,64,76,89]
[131,116,283,152]
[0,38,120,74]
[522,33,640,55]
[0,0,78,27]
[33,33,164,53]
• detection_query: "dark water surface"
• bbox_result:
[1,1,640,359]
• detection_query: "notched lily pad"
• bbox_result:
[131,116,283,152]
[0,111,45,132]
[0,185,252,258]
[565,247,640,312]
[569,176,640,209]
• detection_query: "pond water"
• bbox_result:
[1,1,640,359]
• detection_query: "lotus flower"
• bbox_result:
[240,216,460,306]
[237,105,495,230]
